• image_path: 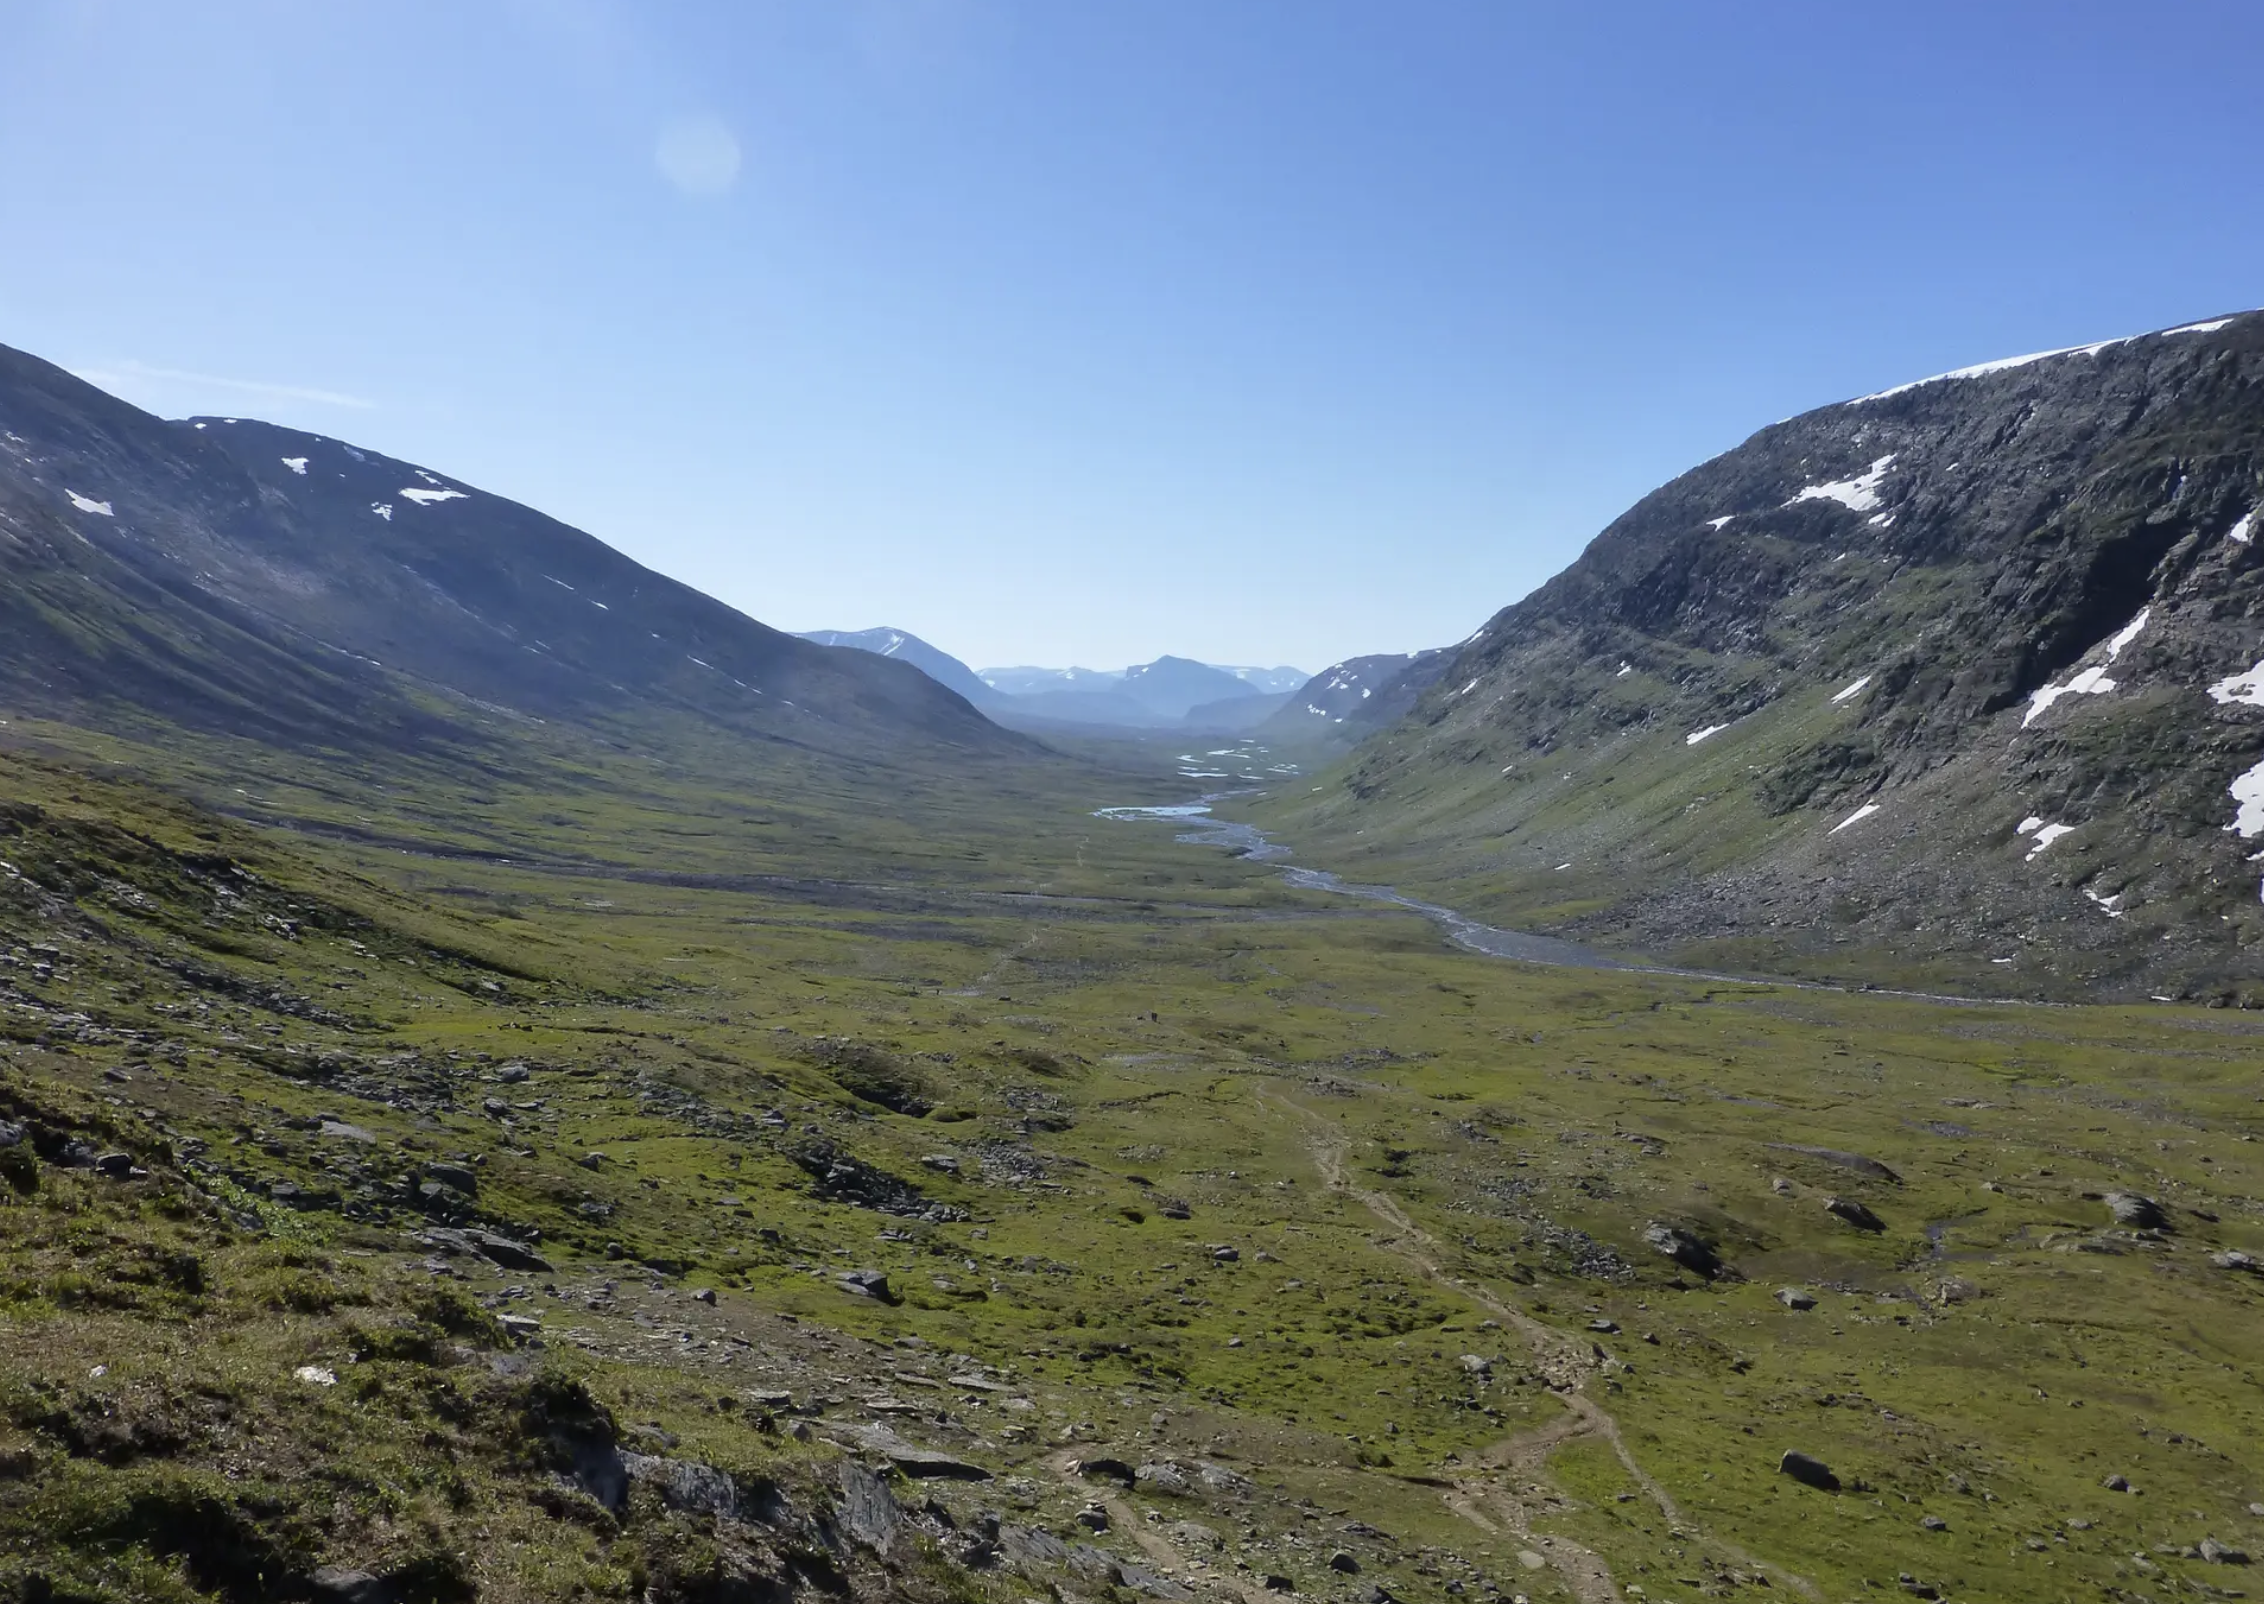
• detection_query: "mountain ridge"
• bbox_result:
[1255,308,2264,1000]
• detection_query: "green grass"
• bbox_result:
[3,721,2263,1603]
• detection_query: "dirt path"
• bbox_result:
[1274,1093,1813,1603]
[1041,1448,1273,1604]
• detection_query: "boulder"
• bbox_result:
[1775,1287,1818,1310]
[309,1569,391,1604]
[423,1162,479,1195]
[1768,1144,1902,1183]
[623,1453,738,1519]
[837,1268,897,1303]
[1779,1450,1840,1491]
[2212,1250,2260,1273]
[2201,1538,2252,1565]
[1135,1461,1192,1497]
[2106,1192,2169,1230]
[1825,1196,1886,1232]
[838,1460,902,1554]
[1329,1550,1361,1574]
[1642,1221,1721,1276]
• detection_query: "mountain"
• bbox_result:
[1116,655,1263,720]
[794,626,996,705]
[0,342,1018,764]
[1265,648,1452,733]
[979,664,1126,697]
[974,655,1300,729]
[1212,664,1310,695]
[1260,311,2264,1001]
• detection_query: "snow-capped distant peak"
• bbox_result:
[1846,311,2252,406]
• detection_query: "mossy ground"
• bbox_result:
[2,716,2261,1604]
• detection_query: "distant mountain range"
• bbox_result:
[797,631,1307,730]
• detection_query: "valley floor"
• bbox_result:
[3,726,2262,1604]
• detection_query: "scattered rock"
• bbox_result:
[1074,1457,1137,1486]
[1771,1176,1794,1195]
[1825,1196,1886,1232]
[836,1269,897,1303]
[2105,1192,2168,1230]
[2200,1538,2251,1565]
[2212,1250,2260,1273]
[1775,1287,1818,1310]
[1586,1318,1619,1333]
[92,1151,135,1179]
[1210,1244,1240,1262]
[1516,1550,1545,1571]
[1934,1277,1978,1305]
[825,1422,990,1480]
[423,1161,479,1195]
[1779,1451,1841,1491]
[693,1287,717,1305]
[497,1313,542,1340]
[293,1364,337,1386]
[1263,1575,1296,1594]
[1919,1515,1947,1531]
[1328,1551,1360,1574]
[1458,1354,1493,1377]
[2103,1474,2130,1492]
[576,1151,606,1170]
[1075,1504,1110,1532]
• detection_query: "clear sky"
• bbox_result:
[5,2,2261,674]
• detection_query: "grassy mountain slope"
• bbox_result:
[1250,312,2264,1002]
[0,344,1018,765]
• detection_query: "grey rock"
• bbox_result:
[93,1151,135,1178]
[1919,1515,1947,1531]
[838,1459,902,1554]
[1075,1504,1110,1532]
[1825,1196,1886,1232]
[1779,1450,1840,1491]
[423,1161,479,1195]
[1329,1550,1361,1574]
[1769,1144,1903,1183]
[2106,1192,2169,1230]
[1642,1221,1721,1276]
[2200,1538,2251,1564]
[1210,1244,1240,1262]
[309,1569,391,1604]
[837,1268,896,1302]
[0,1120,24,1149]
[997,1523,1071,1569]
[2213,1250,2261,1273]
[1134,1460,1190,1496]
[623,1453,737,1519]
[497,1312,542,1340]
[2103,1473,2130,1491]
[465,1229,551,1272]
[1118,1560,1195,1600]
[1776,1287,1818,1310]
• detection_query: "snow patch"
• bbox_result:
[1452,678,1479,697]
[1829,802,1881,834]
[1848,315,2246,404]
[1614,662,1632,677]
[1704,515,1735,530]
[65,491,112,516]
[2020,820,2075,860]
[1830,674,1872,704]
[1789,454,1896,514]
[1685,724,1727,745]
[2228,757,2264,839]
[2209,659,2264,706]
[2084,886,2126,918]
[2228,509,2255,546]
[400,487,467,505]
[280,456,308,475]
[2022,607,2149,726]
[370,503,393,520]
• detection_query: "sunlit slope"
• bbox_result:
[1259,312,2264,1001]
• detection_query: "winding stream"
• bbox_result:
[1094,801,1642,972]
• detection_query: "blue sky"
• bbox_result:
[5,2,2260,673]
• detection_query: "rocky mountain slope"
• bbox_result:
[795,627,999,706]
[1260,311,2264,1001]
[0,343,1017,763]
[1264,650,1452,736]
